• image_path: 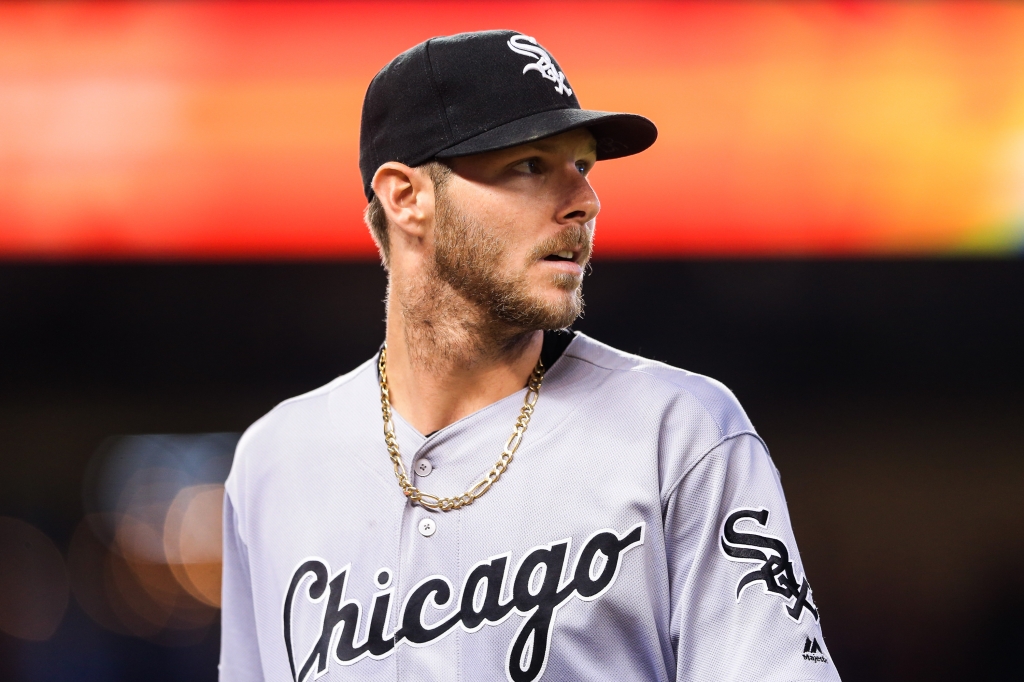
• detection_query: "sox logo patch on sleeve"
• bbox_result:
[283,523,644,682]
[720,508,819,623]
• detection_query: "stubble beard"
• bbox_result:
[399,191,590,367]
[433,193,589,333]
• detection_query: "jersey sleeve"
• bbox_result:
[664,433,841,682]
[219,489,265,682]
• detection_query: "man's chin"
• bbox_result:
[501,288,582,331]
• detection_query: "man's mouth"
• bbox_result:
[543,250,578,263]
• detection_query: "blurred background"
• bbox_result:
[1,2,1022,680]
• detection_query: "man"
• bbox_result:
[220,30,841,682]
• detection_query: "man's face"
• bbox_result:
[432,128,599,330]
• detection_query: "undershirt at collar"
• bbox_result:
[540,327,576,370]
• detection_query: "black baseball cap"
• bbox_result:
[359,29,657,201]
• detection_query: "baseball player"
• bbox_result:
[220,30,841,682]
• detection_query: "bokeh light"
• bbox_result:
[3,1,1024,258]
[69,433,236,642]
[164,484,224,608]
[0,516,69,641]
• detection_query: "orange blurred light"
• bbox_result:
[69,514,217,642]
[2,2,1023,257]
[74,434,234,641]
[69,515,134,636]
[164,484,224,608]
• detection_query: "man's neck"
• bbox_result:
[382,277,543,436]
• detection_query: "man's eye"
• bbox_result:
[514,158,541,174]
[576,161,590,175]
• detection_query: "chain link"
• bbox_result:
[377,345,545,511]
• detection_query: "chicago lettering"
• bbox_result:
[284,523,644,682]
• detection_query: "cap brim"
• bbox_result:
[433,108,657,161]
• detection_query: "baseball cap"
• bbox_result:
[358,29,658,201]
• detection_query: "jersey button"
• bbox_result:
[417,518,436,537]
[414,459,433,476]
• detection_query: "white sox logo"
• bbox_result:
[284,523,644,682]
[506,34,573,96]
[720,508,818,622]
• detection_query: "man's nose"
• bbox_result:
[556,167,600,226]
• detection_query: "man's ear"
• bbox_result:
[371,162,435,242]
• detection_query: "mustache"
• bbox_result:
[528,223,594,263]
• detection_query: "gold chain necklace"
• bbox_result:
[377,345,545,511]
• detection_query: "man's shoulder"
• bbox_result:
[229,357,376,475]
[255,355,373,426]
[564,332,755,439]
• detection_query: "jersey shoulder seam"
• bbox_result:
[659,430,769,507]
[563,351,733,438]
[232,357,374,467]
[272,357,374,412]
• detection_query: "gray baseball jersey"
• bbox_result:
[220,332,841,682]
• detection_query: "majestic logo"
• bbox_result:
[720,508,818,623]
[506,34,573,96]
[803,636,828,663]
[284,523,644,682]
